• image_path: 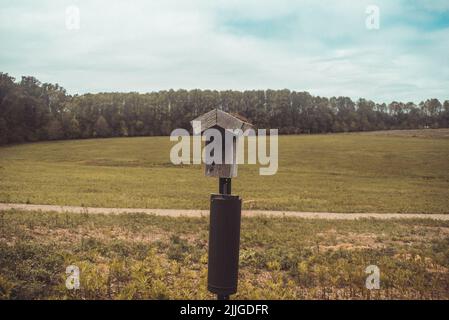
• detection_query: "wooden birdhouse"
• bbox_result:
[191,109,253,178]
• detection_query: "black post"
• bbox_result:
[208,178,241,301]
[218,177,231,300]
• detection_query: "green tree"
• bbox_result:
[66,117,81,139]
[119,120,129,136]
[0,117,8,144]
[1,72,449,145]
[93,115,111,137]
[46,119,64,140]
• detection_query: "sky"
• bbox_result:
[0,0,448,103]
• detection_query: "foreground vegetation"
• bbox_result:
[0,210,448,299]
[1,130,449,213]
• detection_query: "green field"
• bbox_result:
[1,129,449,213]
[1,210,448,299]
[1,130,449,300]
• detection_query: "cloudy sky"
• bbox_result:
[1,0,448,103]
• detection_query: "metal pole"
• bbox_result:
[219,177,231,195]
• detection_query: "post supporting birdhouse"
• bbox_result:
[219,177,231,195]
[191,109,253,300]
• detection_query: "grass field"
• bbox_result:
[1,129,448,213]
[1,210,448,299]
[1,129,449,300]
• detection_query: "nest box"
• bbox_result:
[191,109,253,178]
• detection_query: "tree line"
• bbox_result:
[1,72,448,145]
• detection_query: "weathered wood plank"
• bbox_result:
[191,108,253,133]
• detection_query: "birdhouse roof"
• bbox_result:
[191,109,253,134]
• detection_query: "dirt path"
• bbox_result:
[1,203,448,220]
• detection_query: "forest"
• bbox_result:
[0,72,448,145]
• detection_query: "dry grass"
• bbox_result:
[1,210,448,300]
